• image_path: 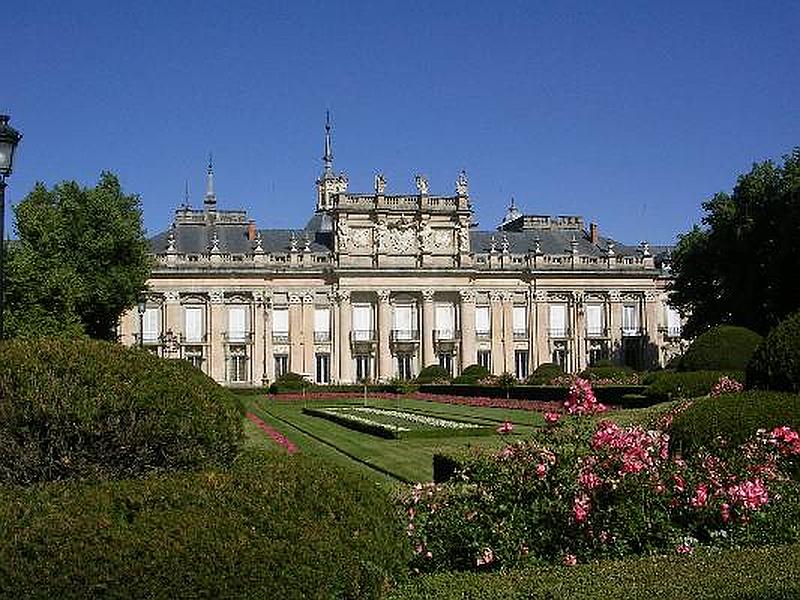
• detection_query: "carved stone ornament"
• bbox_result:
[375,173,386,194]
[377,289,392,303]
[432,229,452,251]
[389,228,417,254]
[166,228,177,253]
[459,289,476,303]
[351,227,372,249]
[534,290,548,303]
[289,293,303,305]
[414,174,429,195]
[608,290,622,302]
[303,292,315,304]
[209,232,220,254]
[336,219,350,251]
[334,289,351,303]
[375,222,389,252]
[334,174,349,194]
[644,290,659,302]
[501,233,510,255]
[209,290,225,304]
[501,291,514,303]
[458,226,470,253]
[418,222,434,252]
[489,291,503,304]
[289,231,298,253]
[573,291,585,304]
[164,290,181,304]
[455,170,468,196]
[421,289,435,302]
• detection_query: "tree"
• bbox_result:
[6,172,151,340]
[669,149,800,337]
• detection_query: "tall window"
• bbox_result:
[397,354,413,380]
[314,307,331,342]
[315,353,330,384]
[666,307,681,338]
[514,350,529,380]
[585,304,604,337]
[552,341,567,369]
[549,304,567,338]
[355,354,372,382]
[475,306,490,336]
[438,352,453,376]
[184,306,205,343]
[272,308,289,343]
[228,346,248,383]
[393,304,415,340]
[477,350,492,371]
[274,354,289,377]
[588,340,608,365]
[512,305,527,338]
[228,305,247,342]
[352,304,374,341]
[622,304,639,336]
[435,303,455,339]
[183,346,204,371]
[142,307,161,343]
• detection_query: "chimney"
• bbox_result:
[247,220,257,241]
[589,222,599,245]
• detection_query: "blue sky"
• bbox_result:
[4,0,798,244]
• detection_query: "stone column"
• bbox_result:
[377,289,392,382]
[209,290,226,384]
[608,290,622,363]
[459,290,476,371]
[489,291,503,375]
[421,289,435,368]
[502,292,514,375]
[289,293,303,375]
[252,291,266,386]
[303,291,315,378]
[336,290,352,383]
[534,290,549,368]
[263,293,273,385]
[644,290,660,368]
[573,292,586,372]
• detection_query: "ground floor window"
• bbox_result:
[315,353,330,384]
[552,341,567,370]
[397,353,414,380]
[274,354,289,378]
[355,354,372,382]
[228,345,248,383]
[438,352,453,376]
[514,350,529,380]
[588,340,609,366]
[477,350,491,371]
[183,346,204,371]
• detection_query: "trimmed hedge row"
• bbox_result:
[641,370,743,404]
[670,390,800,457]
[419,384,646,405]
[0,338,244,485]
[679,325,762,372]
[0,450,409,599]
[388,543,800,599]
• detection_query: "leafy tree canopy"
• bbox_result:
[669,148,800,337]
[6,172,151,340]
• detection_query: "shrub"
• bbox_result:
[670,390,800,456]
[526,363,565,385]
[417,364,452,385]
[0,338,243,485]
[679,325,762,372]
[453,364,490,385]
[0,450,409,599]
[747,311,800,392]
[643,370,744,404]
[579,363,639,385]
[268,371,311,393]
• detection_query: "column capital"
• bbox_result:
[421,289,435,302]
[289,293,303,305]
[489,290,503,304]
[334,289,351,304]
[644,290,659,302]
[459,289,476,303]
[533,289,548,303]
[377,289,392,303]
[164,290,181,304]
[209,290,225,304]
[500,291,514,303]
[608,289,622,302]
[303,291,315,304]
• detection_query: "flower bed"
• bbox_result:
[303,406,495,439]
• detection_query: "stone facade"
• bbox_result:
[120,124,685,386]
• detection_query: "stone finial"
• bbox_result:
[304,232,311,253]
[490,235,497,254]
[532,236,542,256]
[570,234,579,255]
[606,240,615,257]
[375,173,386,194]
[639,241,651,257]
[166,227,177,253]
[289,231,298,253]
[414,174,429,195]
[254,230,264,253]
[209,231,220,254]
[501,233,510,254]
[455,170,468,196]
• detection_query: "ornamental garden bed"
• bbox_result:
[303,406,497,439]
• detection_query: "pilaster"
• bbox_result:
[533,289,549,368]
[303,291,315,377]
[421,289,435,368]
[489,291,503,375]
[289,293,303,375]
[209,290,226,383]
[608,290,622,363]
[377,290,392,381]
[459,290,476,370]
[502,291,514,375]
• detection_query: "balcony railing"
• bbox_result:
[133,332,161,345]
[585,326,609,339]
[621,327,643,337]
[272,332,290,344]
[434,329,461,342]
[659,326,682,339]
[391,329,419,343]
[180,332,208,344]
[223,331,254,344]
[548,327,571,339]
[351,329,377,344]
[476,329,491,340]
[512,328,528,341]
[314,331,332,343]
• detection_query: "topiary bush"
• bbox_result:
[268,371,312,393]
[747,311,800,392]
[579,363,639,385]
[526,363,565,385]
[679,325,762,372]
[643,370,744,404]
[453,364,490,385]
[0,338,244,485]
[416,364,452,385]
[0,450,410,599]
[670,390,800,458]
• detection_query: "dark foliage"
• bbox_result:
[526,363,565,385]
[453,364,491,384]
[416,364,452,384]
[679,325,762,372]
[747,311,800,392]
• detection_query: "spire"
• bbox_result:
[204,152,216,209]
[322,111,333,176]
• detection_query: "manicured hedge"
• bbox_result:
[0,338,244,485]
[747,311,800,392]
[579,363,638,384]
[642,370,743,404]
[670,390,800,456]
[268,371,310,393]
[419,384,646,405]
[453,364,490,385]
[388,543,800,600]
[526,362,565,385]
[679,325,762,372]
[417,364,452,384]
[0,450,409,599]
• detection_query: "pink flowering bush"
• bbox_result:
[399,417,800,572]
[709,375,744,397]
[563,378,608,415]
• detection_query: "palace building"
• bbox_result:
[119,120,683,386]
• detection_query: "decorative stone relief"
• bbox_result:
[418,222,433,252]
[375,222,389,252]
[415,174,429,195]
[375,173,386,194]
[351,227,372,249]
[289,293,303,305]
[377,289,392,303]
[534,290,548,303]
[303,292,315,304]
[164,290,180,304]
[431,229,452,252]
[336,220,350,251]
[501,291,514,303]
[608,289,622,302]
[422,289,435,303]
[334,289,351,304]
[455,170,468,196]
[489,291,503,304]
[209,290,225,304]
[644,290,659,302]
[459,289,476,303]
[458,225,470,253]
[389,228,417,254]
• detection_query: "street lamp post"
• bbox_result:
[0,115,23,341]
[137,297,147,348]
